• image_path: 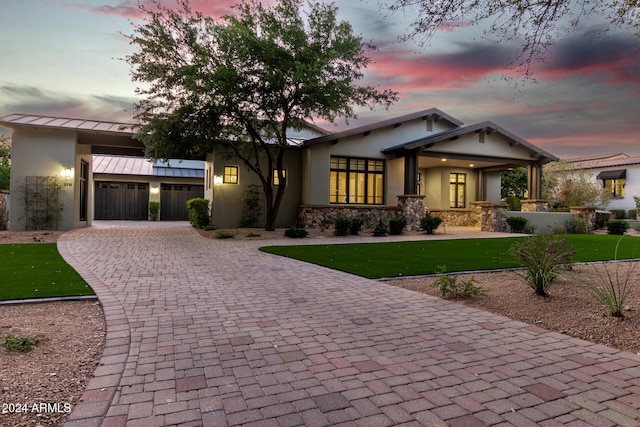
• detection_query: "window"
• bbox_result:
[223,166,239,184]
[273,169,286,186]
[79,160,88,221]
[330,157,384,205]
[417,172,422,195]
[603,178,625,198]
[450,173,466,208]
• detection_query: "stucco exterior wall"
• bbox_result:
[429,132,539,162]
[421,166,478,210]
[485,171,503,204]
[584,165,640,213]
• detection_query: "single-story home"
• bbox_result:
[561,153,640,215]
[0,108,557,231]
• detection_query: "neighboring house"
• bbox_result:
[562,153,640,215]
[0,108,557,231]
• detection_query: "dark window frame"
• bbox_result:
[329,156,385,205]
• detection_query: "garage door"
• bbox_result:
[160,184,204,221]
[95,182,149,220]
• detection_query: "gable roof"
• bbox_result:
[303,108,463,146]
[382,121,558,163]
[0,113,135,136]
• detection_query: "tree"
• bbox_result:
[501,167,528,199]
[0,135,10,191]
[542,161,611,210]
[386,0,639,76]
[127,0,398,230]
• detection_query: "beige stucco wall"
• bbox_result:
[429,132,538,162]
[9,127,79,231]
[207,149,303,229]
[421,167,478,210]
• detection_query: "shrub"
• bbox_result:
[3,333,44,352]
[202,224,217,231]
[432,266,486,299]
[373,220,387,237]
[510,234,576,296]
[0,202,7,230]
[420,215,442,234]
[581,237,638,317]
[186,198,210,228]
[628,209,638,220]
[349,218,364,235]
[389,217,407,235]
[564,216,589,234]
[334,217,352,236]
[610,209,626,219]
[506,216,528,233]
[505,195,522,211]
[284,227,309,238]
[215,230,235,239]
[595,211,612,229]
[241,185,261,227]
[606,220,629,235]
[149,201,160,221]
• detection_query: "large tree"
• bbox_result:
[387,0,639,76]
[127,0,397,230]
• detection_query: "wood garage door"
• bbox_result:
[160,184,204,221]
[95,182,149,220]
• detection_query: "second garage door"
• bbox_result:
[160,184,204,221]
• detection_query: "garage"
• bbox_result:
[160,184,204,221]
[95,181,150,220]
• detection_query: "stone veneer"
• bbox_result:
[397,195,425,231]
[0,191,7,227]
[299,204,399,230]
[569,206,596,233]
[521,199,549,212]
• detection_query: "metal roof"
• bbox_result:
[0,114,135,136]
[93,155,204,178]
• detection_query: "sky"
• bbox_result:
[1,0,639,158]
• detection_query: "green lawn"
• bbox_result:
[0,244,94,301]
[261,234,640,279]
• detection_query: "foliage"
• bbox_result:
[241,185,262,227]
[334,217,352,236]
[432,266,486,299]
[606,220,630,235]
[3,333,44,352]
[389,216,407,235]
[186,197,210,228]
[246,232,261,238]
[284,227,308,238]
[215,230,235,239]
[564,216,589,234]
[501,167,528,199]
[635,196,640,210]
[510,234,576,296]
[386,0,640,78]
[506,216,528,233]
[420,215,442,234]
[149,201,160,221]
[596,211,613,229]
[373,220,388,237]
[127,0,397,231]
[0,199,7,230]
[610,209,626,219]
[0,135,10,191]
[202,224,217,231]
[22,176,63,230]
[543,162,611,211]
[349,218,364,235]
[629,209,638,219]
[581,237,638,317]
[505,195,522,211]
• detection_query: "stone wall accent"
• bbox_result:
[0,190,8,229]
[521,199,549,212]
[299,205,398,230]
[569,206,596,233]
[479,202,507,232]
[397,195,425,231]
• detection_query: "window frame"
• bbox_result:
[273,169,287,186]
[449,172,466,209]
[603,178,625,199]
[329,156,385,205]
[223,165,239,184]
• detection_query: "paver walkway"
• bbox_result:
[58,222,640,427]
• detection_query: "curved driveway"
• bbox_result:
[59,222,640,427]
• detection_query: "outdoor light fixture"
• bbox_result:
[150,186,160,195]
[213,175,223,185]
[469,164,475,168]
[60,167,73,178]
[441,158,447,162]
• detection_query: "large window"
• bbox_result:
[603,178,625,198]
[330,157,384,205]
[450,173,466,208]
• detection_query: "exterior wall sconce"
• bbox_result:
[150,186,160,195]
[60,167,73,179]
[213,175,223,185]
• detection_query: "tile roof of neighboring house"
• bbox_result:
[564,153,640,170]
[0,114,135,135]
[93,155,204,178]
[564,153,630,163]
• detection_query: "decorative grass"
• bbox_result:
[261,234,640,279]
[0,244,94,301]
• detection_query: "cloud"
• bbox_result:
[0,84,136,122]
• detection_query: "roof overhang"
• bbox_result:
[596,169,626,180]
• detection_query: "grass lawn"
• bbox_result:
[0,244,94,301]
[261,234,640,279]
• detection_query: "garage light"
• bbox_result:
[150,186,160,195]
[213,175,223,185]
[60,167,73,179]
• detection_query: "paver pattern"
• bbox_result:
[58,222,640,426]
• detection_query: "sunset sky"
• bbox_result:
[1,0,639,158]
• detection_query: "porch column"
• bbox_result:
[528,163,543,199]
[404,150,419,194]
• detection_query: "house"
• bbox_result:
[0,108,557,231]
[562,153,640,215]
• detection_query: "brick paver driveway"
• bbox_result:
[59,222,640,426]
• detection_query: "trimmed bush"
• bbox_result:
[629,209,638,220]
[186,198,210,228]
[389,217,407,235]
[506,216,528,233]
[149,201,160,221]
[606,220,630,235]
[349,218,364,235]
[595,211,612,229]
[334,217,352,236]
[373,220,387,237]
[420,215,442,234]
[610,209,626,219]
[284,227,309,238]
